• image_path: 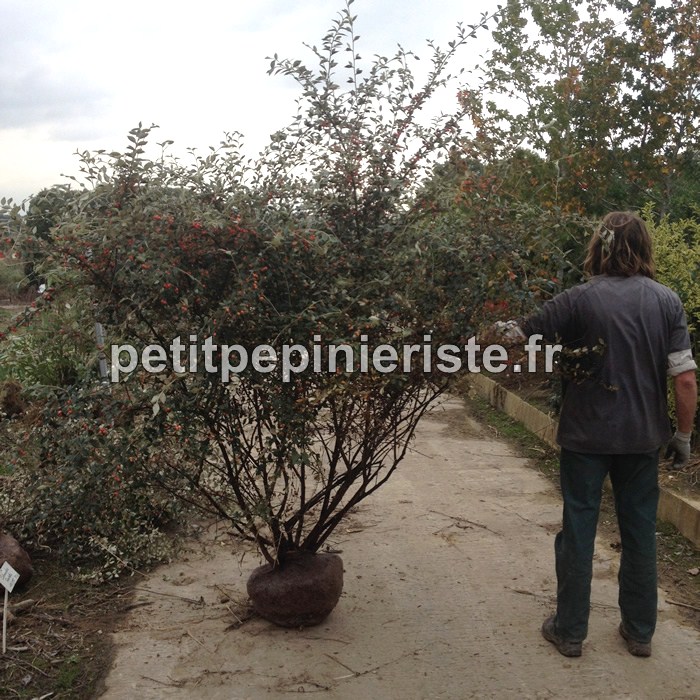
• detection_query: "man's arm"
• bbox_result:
[667,370,698,468]
[674,370,697,434]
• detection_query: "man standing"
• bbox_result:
[513,211,697,658]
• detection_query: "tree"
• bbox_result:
[609,0,700,217]
[21,185,78,287]
[476,0,700,218]
[476,0,617,213]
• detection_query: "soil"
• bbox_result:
[98,396,700,700]
[0,561,131,699]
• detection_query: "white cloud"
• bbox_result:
[0,0,495,202]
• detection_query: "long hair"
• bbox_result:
[583,211,656,279]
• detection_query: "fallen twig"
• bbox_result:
[429,509,502,536]
[10,656,52,678]
[280,679,332,693]
[301,635,350,645]
[185,629,214,654]
[78,587,130,608]
[121,601,154,613]
[666,599,700,613]
[132,587,204,606]
[213,584,233,603]
[140,675,183,688]
[10,599,38,615]
[507,587,617,610]
[33,612,74,626]
[223,606,256,631]
[324,653,358,675]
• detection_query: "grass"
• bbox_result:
[56,655,82,692]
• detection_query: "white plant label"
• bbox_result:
[0,562,20,593]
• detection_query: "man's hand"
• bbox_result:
[493,320,526,342]
[665,430,692,469]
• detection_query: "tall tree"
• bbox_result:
[610,0,700,217]
[476,0,700,218]
[477,0,617,213]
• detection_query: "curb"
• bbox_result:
[469,373,700,548]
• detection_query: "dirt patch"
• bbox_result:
[0,557,132,699]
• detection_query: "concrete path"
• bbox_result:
[101,397,700,699]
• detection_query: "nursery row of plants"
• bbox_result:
[0,0,699,583]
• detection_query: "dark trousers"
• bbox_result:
[554,448,659,643]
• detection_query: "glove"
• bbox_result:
[665,430,691,469]
[493,320,526,342]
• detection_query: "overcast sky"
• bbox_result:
[0,0,496,203]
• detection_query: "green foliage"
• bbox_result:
[24,185,78,241]
[410,149,584,331]
[0,299,95,387]
[0,258,29,300]
[644,205,700,335]
[0,386,181,581]
[55,655,81,692]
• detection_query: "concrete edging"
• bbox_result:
[469,373,700,547]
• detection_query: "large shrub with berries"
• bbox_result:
[0,7,464,577]
[0,5,565,578]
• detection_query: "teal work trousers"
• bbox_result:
[553,448,659,643]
